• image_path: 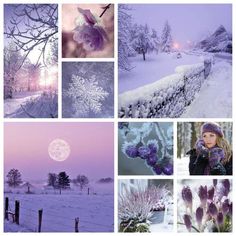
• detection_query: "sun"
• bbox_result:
[48,139,71,162]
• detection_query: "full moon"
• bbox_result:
[48,139,71,161]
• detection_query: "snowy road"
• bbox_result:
[181,58,232,118]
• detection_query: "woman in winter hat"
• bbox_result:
[187,122,232,175]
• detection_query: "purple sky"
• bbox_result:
[129,4,232,48]
[4,122,114,181]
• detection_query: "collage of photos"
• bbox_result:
[2,1,234,235]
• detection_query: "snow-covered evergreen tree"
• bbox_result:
[118,5,134,71]
[64,75,109,117]
[150,28,160,53]
[161,21,173,53]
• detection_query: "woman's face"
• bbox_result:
[202,132,217,148]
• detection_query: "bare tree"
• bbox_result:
[4,4,58,70]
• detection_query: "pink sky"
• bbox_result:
[4,122,114,181]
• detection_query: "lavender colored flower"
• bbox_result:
[73,24,108,51]
[138,146,151,159]
[198,185,207,207]
[125,145,138,158]
[162,163,173,175]
[153,165,162,175]
[183,214,192,232]
[77,8,97,25]
[196,207,204,227]
[207,186,215,200]
[213,179,218,187]
[222,198,230,215]
[182,186,193,210]
[216,212,224,226]
[208,202,218,217]
[146,153,157,167]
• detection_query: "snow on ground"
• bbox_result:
[176,157,189,176]
[119,52,202,93]
[181,59,232,118]
[4,183,114,232]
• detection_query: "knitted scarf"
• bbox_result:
[195,139,225,175]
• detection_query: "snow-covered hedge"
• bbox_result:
[118,59,212,118]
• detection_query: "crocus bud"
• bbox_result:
[198,185,207,207]
[222,179,230,196]
[183,214,192,232]
[213,179,218,187]
[208,202,218,217]
[207,186,215,200]
[196,207,204,228]
[216,212,224,226]
[222,198,230,215]
[182,186,193,211]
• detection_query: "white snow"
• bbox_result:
[181,60,232,118]
[119,52,203,93]
[4,183,114,232]
[176,157,189,176]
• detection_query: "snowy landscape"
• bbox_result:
[4,4,58,118]
[118,4,232,118]
[4,123,114,232]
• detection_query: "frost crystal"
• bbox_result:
[65,75,109,117]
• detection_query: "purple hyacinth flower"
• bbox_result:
[222,198,230,215]
[73,24,108,51]
[208,202,218,217]
[138,146,151,159]
[182,186,193,209]
[183,214,192,232]
[196,207,204,227]
[125,145,138,158]
[153,165,162,175]
[207,186,215,200]
[198,185,207,207]
[162,163,173,175]
[146,153,157,167]
[216,212,224,226]
[213,179,218,187]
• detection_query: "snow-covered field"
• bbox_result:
[119,52,202,93]
[4,183,114,232]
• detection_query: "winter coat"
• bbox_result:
[187,149,232,175]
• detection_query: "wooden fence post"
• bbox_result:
[15,200,20,225]
[75,217,79,232]
[38,209,43,232]
[5,197,9,220]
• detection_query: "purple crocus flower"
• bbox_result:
[125,145,138,158]
[183,214,192,232]
[222,198,230,215]
[153,165,162,175]
[213,179,218,187]
[196,207,204,227]
[138,146,151,159]
[77,8,97,25]
[198,185,208,207]
[208,202,218,217]
[222,179,230,195]
[182,186,193,210]
[146,153,157,167]
[216,212,224,226]
[207,186,215,200]
[162,163,173,175]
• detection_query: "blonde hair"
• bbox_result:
[216,136,232,164]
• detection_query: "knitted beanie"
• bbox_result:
[201,122,224,137]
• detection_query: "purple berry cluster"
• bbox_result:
[179,179,232,232]
[124,141,173,175]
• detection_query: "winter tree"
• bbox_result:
[47,173,58,189]
[161,21,173,53]
[64,75,109,117]
[74,175,89,191]
[6,168,22,187]
[58,171,70,194]
[150,28,160,53]
[118,5,134,71]
[131,24,153,61]
[4,4,58,68]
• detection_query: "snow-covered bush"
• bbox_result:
[118,60,211,118]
